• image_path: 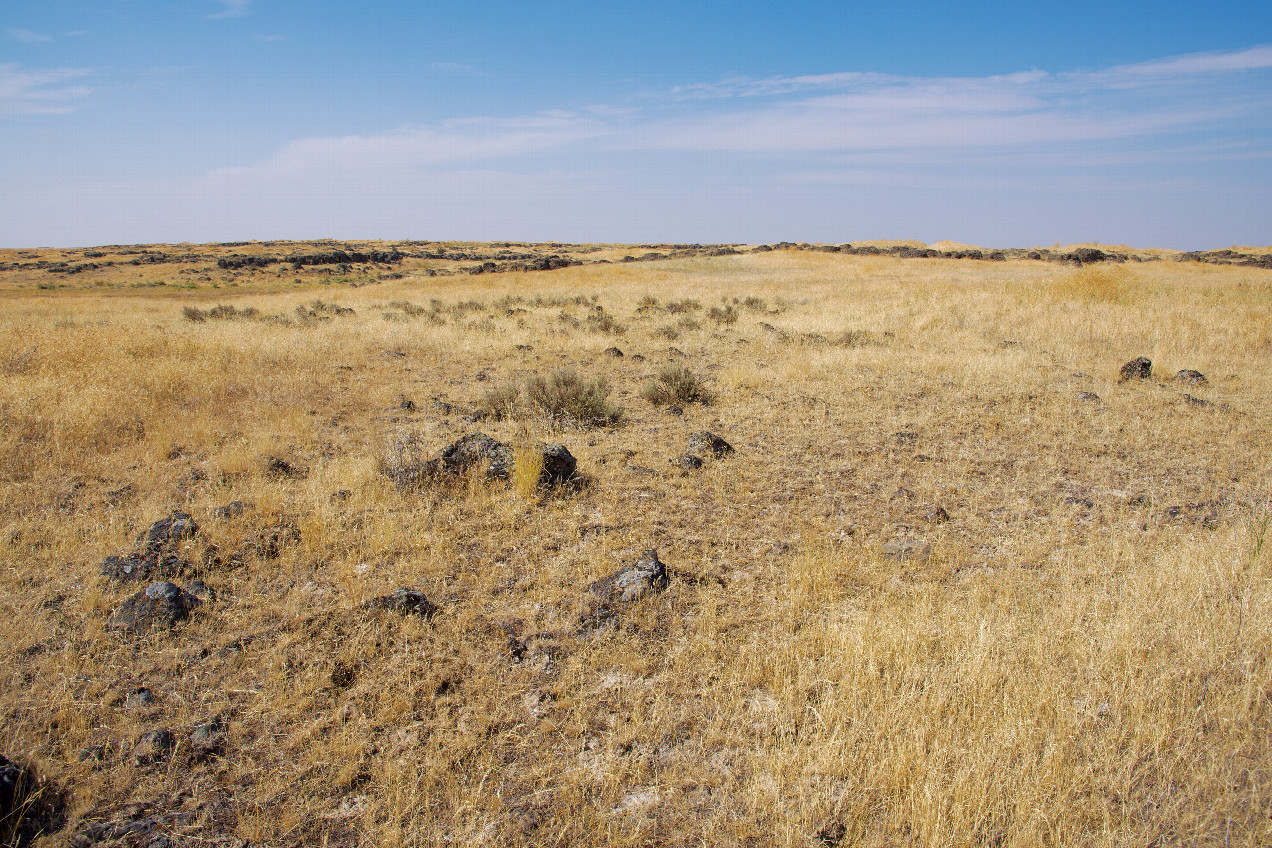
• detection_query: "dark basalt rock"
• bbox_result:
[384,432,577,490]
[136,512,198,553]
[588,550,670,604]
[1,754,62,846]
[687,431,734,458]
[130,729,175,766]
[1176,369,1207,384]
[435,432,515,480]
[1118,357,1153,382]
[190,717,228,755]
[669,455,704,472]
[100,552,184,583]
[100,512,200,583]
[369,588,439,618]
[107,582,201,635]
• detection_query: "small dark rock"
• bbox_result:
[1076,391,1101,403]
[330,489,352,503]
[588,549,670,604]
[399,397,417,412]
[78,745,108,763]
[1184,394,1209,407]
[629,354,646,362]
[687,431,733,458]
[131,729,174,765]
[669,455,704,472]
[370,588,438,618]
[514,344,533,352]
[431,400,454,414]
[816,819,847,847]
[107,582,201,635]
[123,688,154,710]
[1176,369,1207,385]
[924,506,950,524]
[1,754,61,846]
[211,500,251,520]
[264,455,308,479]
[1118,357,1152,382]
[136,512,199,553]
[603,347,624,358]
[252,520,301,559]
[1,755,31,826]
[1063,496,1095,509]
[189,717,227,754]
[386,432,577,490]
[186,580,215,602]
[667,347,686,359]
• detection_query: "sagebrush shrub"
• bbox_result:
[527,369,621,427]
[640,362,712,405]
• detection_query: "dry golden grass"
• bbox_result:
[1,244,1271,847]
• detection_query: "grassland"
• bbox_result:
[1,241,1270,847]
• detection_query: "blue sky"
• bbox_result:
[2,1,1270,248]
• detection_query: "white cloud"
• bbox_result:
[0,63,91,116]
[8,28,52,44]
[207,0,251,20]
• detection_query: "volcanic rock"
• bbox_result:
[1118,357,1153,382]
[588,550,670,604]
[687,431,733,458]
[369,588,439,619]
[108,582,201,634]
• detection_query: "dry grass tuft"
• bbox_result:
[1050,264,1136,303]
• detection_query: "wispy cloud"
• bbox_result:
[253,34,283,42]
[204,43,1271,175]
[207,0,251,20]
[204,112,606,187]
[0,63,91,116]
[7,28,52,44]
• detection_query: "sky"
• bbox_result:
[2,1,1270,248]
